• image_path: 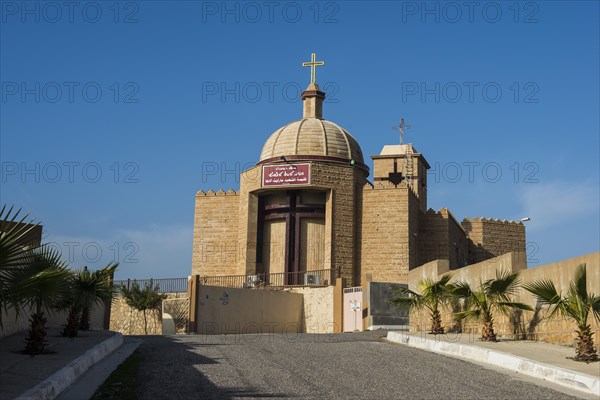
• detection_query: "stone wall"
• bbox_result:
[192,189,240,276]
[289,286,335,333]
[408,252,600,346]
[418,208,469,270]
[360,184,412,283]
[109,293,186,335]
[462,217,526,264]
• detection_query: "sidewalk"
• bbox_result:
[0,328,122,400]
[387,331,600,397]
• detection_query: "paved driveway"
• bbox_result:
[134,331,578,400]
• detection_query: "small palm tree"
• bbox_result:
[390,275,453,334]
[61,263,119,337]
[10,246,72,354]
[80,263,118,331]
[524,264,600,362]
[452,270,533,342]
[120,279,167,334]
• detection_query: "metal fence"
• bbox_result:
[113,277,188,293]
[200,268,339,289]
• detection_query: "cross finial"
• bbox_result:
[302,53,325,84]
[392,118,412,145]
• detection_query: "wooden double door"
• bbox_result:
[258,190,326,284]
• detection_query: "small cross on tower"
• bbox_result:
[392,118,412,145]
[302,53,325,84]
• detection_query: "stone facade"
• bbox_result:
[192,162,370,287]
[359,183,419,283]
[192,189,239,277]
[462,217,526,264]
[191,85,528,288]
[418,208,469,269]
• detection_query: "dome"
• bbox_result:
[259,118,365,165]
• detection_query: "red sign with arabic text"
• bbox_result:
[262,163,311,187]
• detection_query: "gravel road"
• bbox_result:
[133,331,579,400]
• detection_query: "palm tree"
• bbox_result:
[0,206,40,325]
[389,275,453,334]
[10,246,72,354]
[524,264,600,362]
[120,279,167,334]
[452,270,533,342]
[80,263,118,331]
[61,263,119,337]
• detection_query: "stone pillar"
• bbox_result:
[333,277,345,333]
[188,275,199,334]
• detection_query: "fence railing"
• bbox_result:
[113,277,188,293]
[200,268,339,289]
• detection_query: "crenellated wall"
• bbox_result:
[462,217,526,264]
[191,189,240,277]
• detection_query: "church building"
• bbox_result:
[191,54,526,289]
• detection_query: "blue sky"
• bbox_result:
[1,1,598,279]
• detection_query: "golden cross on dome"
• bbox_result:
[302,53,325,84]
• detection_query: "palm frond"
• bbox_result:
[496,301,534,312]
[486,270,520,297]
[389,287,422,312]
[10,246,72,314]
[523,279,561,306]
[568,264,587,302]
[454,309,481,321]
[0,206,42,324]
[449,281,472,299]
[590,295,600,323]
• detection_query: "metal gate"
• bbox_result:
[343,287,363,332]
[162,297,190,334]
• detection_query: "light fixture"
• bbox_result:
[520,217,530,222]
[279,155,297,169]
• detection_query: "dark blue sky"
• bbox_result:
[1,1,598,279]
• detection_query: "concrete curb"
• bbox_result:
[15,333,124,400]
[387,331,600,397]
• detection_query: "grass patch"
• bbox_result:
[91,350,142,400]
